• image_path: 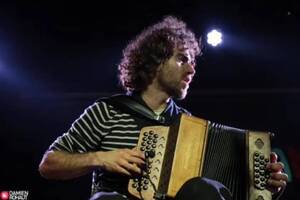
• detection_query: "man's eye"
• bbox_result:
[178,55,188,63]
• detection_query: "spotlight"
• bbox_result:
[207,29,222,47]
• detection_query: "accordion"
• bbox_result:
[128,114,272,200]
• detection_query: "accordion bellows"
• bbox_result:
[128,114,272,200]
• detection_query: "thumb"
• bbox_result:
[270,152,278,163]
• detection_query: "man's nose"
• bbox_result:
[186,62,196,75]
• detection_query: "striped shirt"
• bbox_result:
[49,94,189,196]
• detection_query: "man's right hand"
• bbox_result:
[96,148,145,177]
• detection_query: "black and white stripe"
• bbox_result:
[48,97,187,195]
[49,101,141,153]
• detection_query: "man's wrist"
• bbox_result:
[89,151,105,169]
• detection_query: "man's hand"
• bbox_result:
[96,148,145,177]
[266,152,288,193]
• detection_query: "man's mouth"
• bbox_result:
[182,76,191,84]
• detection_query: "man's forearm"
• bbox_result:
[39,150,102,180]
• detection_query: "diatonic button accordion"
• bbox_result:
[128,114,272,200]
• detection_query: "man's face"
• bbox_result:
[156,48,196,99]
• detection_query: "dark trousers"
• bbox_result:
[90,177,232,200]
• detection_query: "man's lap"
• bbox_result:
[90,177,232,200]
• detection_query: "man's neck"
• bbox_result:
[141,88,170,113]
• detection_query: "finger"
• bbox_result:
[270,152,278,163]
[115,165,132,176]
[122,149,145,162]
[267,162,284,172]
[132,147,145,157]
[127,156,145,166]
[120,160,142,174]
[124,148,144,158]
[267,179,287,189]
[132,147,138,151]
[130,148,145,160]
[270,172,289,182]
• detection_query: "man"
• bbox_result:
[39,16,288,200]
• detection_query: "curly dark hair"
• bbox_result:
[118,15,202,92]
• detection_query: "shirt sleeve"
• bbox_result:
[48,101,112,153]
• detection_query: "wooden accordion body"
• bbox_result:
[128,114,272,200]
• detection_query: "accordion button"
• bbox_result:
[153,139,158,143]
[144,179,149,184]
[140,147,145,151]
[265,158,269,162]
[263,163,267,167]
[142,142,147,146]
[145,150,155,158]
[154,134,159,138]
[254,173,260,178]
[256,195,264,200]
[142,171,148,177]
[254,152,260,157]
[149,131,154,135]
[143,137,147,141]
[259,171,265,176]
[149,150,156,158]
[143,132,148,136]
[260,155,265,160]
[143,185,148,190]
[152,144,156,148]
[132,183,138,188]
[147,140,152,144]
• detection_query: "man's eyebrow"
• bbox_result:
[176,52,188,57]
[177,52,195,60]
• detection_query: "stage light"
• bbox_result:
[207,29,222,47]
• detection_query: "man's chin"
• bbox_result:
[173,89,188,100]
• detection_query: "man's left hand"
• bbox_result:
[266,152,288,193]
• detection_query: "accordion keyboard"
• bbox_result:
[128,126,170,200]
[248,131,272,200]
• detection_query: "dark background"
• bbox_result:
[0,0,299,199]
